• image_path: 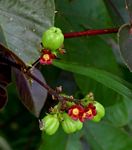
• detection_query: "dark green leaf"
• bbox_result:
[0,85,7,110]
[39,127,83,150]
[53,61,132,99]
[84,121,132,150]
[105,99,129,126]
[56,0,114,30]
[39,127,67,150]
[103,0,128,24]
[0,0,55,65]
[13,68,47,117]
[118,24,132,71]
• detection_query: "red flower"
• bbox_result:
[68,105,84,121]
[39,50,56,65]
[68,103,97,122]
[84,103,97,120]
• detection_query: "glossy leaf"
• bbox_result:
[53,61,132,99]
[84,121,132,150]
[0,0,55,65]
[13,68,47,117]
[118,24,132,71]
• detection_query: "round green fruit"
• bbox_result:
[92,101,105,122]
[42,114,60,135]
[61,113,77,134]
[42,27,64,50]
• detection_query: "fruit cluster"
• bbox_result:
[40,27,64,65]
[40,93,105,135]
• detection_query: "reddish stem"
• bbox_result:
[64,28,119,38]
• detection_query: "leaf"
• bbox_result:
[105,99,129,126]
[53,61,132,99]
[39,128,67,150]
[84,121,132,150]
[39,127,83,150]
[126,0,132,21]
[0,0,55,65]
[103,0,128,23]
[0,85,8,110]
[12,67,47,117]
[118,24,132,71]
[56,0,114,29]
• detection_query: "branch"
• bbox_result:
[0,54,76,103]
[64,28,119,38]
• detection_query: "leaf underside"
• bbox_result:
[13,67,48,117]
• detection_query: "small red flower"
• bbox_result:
[68,105,84,121]
[39,50,56,65]
[84,103,97,120]
[78,103,96,122]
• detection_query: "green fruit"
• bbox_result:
[42,27,64,50]
[92,101,105,122]
[42,114,60,135]
[74,120,83,131]
[61,113,77,134]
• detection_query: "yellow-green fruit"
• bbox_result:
[74,120,83,131]
[61,113,77,134]
[92,101,105,122]
[42,114,60,135]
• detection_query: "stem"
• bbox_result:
[0,54,75,102]
[64,28,119,38]
[28,71,77,102]
[31,58,40,67]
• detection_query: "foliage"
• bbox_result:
[0,0,132,150]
